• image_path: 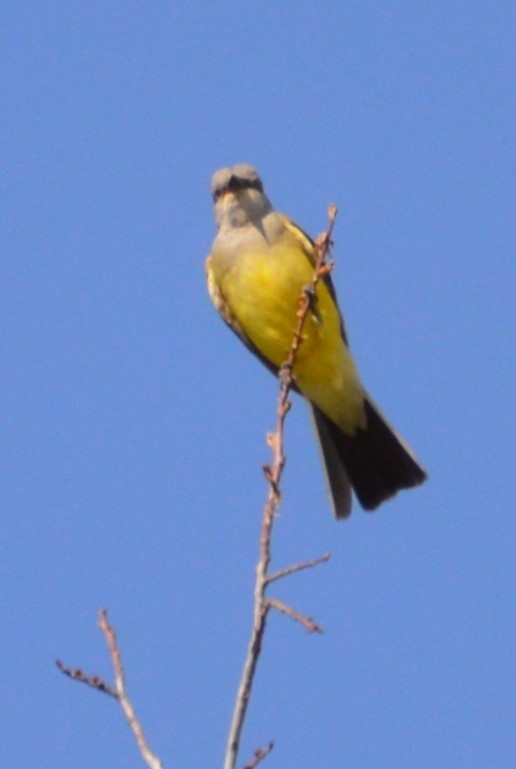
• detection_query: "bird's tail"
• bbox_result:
[310,394,427,519]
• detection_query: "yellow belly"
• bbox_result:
[211,230,365,434]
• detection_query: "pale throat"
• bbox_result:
[216,192,273,232]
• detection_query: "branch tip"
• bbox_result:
[244,741,275,769]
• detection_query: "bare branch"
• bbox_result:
[266,598,324,634]
[266,552,331,585]
[55,659,118,698]
[223,206,337,769]
[57,610,163,769]
[97,610,163,769]
[98,608,125,692]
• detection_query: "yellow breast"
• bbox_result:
[208,220,365,434]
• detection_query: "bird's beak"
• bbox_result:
[226,175,246,195]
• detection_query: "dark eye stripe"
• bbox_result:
[212,176,263,201]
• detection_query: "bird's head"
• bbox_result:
[211,164,273,229]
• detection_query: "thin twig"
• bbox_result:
[55,659,118,698]
[266,552,331,585]
[223,206,338,769]
[98,608,125,691]
[57,610,163,769]
[266,598,324,634]
[97,610,163,769]
[244,742,275,769]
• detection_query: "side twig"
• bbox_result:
[244,741,275,769]
[265,598,324,634]
[266,552,331,585]
[57,609,163,769]
[223,206,338,769]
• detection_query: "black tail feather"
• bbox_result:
[310,395,427,518]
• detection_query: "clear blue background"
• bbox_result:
[2,3,514,768]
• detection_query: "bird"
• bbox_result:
[205,163,427,518]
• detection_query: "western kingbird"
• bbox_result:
[206,164,427,518]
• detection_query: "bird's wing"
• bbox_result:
[205,253,287,381]
[278,214,350,346]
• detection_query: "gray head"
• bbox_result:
[211,164,273,229]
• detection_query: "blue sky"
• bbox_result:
[2,3,515,768]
